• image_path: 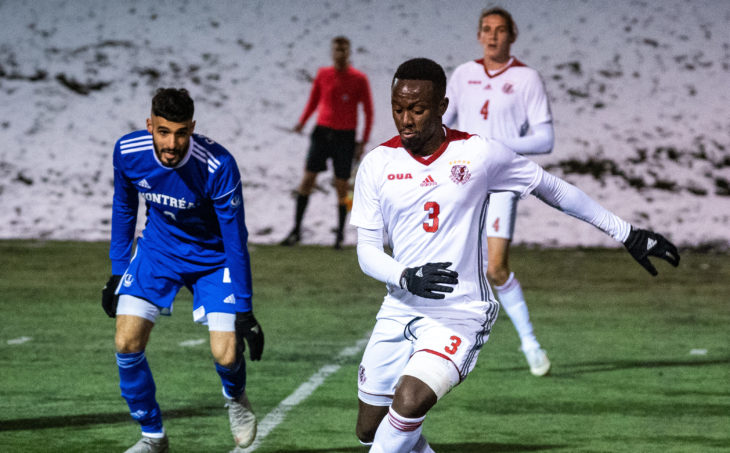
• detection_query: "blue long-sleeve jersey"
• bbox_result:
[110,130,253,311]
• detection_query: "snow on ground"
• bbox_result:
[1,0,728,248]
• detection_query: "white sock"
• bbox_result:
[494,272,539,351]
[410,434,434,453]
[370,407,425,453]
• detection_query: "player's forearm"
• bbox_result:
[109,176,139,272]
[216,189,254,310]
[532,171,631,242]
[361,88,374,143]
[298,81,320,126]
[499,122,554,155]
[110,217,136,274]
[356,227,406,287]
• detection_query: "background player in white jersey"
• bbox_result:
[350,58,679,453]
[101,88,264,452]
[443,7,555,376]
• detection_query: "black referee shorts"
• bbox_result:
[305,126,356,180]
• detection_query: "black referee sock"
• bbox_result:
[294,194,309,233]
[337,203,347,238]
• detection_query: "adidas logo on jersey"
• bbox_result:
[224,294,236,304]
[137,179,151,189]
[420,175,437,187]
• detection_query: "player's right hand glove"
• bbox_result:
[623,227,680,276]
[400,262,459,299]
[101,274,122,318]
[235,311,265,361]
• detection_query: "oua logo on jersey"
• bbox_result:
[387,173,413,180]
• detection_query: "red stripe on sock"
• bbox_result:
[388,410,423,432]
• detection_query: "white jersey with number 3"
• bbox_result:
[443,58,551,140]
[350,128,543,318]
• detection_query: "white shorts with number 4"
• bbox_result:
[357,304,499,402]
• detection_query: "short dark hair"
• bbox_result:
[392,58,447,101]
[479,6,518,42]
[151,88,194,122]
[332,35,350,47]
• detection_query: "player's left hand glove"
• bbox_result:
[101,274,122,318]
[235,311,264,361]
[400,262,459,299]
[623,227,680,276]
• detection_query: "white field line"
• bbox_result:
[7,336,32,345]
[235,332,371,452]
[179,338,206,347]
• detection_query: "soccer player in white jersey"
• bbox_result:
[350,58,679,453]
[443,7,556,376]
[102,88,264,452]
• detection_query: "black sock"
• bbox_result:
[293,194,309,233]
[337,203,347,238]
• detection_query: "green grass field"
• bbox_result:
[1,240,728,452]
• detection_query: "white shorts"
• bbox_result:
[117,295,236,331]
[486,191,519,240]
[357,304,499,404]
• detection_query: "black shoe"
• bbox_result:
[280,230,300,246]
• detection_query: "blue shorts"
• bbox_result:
[117,242,243,318]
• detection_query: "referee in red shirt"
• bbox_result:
[281,36,374,249]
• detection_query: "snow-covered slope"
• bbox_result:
[1,0,728,248]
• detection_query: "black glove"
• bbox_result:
[400,262,459,299]
[235,311,264,361]
[623,227,680,276]
[101,275,122,318]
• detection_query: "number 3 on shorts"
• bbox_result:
[444,335,462,355]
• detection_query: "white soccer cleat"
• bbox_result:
[524,347,551,376]
[124,435,169,453]
[227,391,257,448]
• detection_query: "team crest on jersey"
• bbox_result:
[358,365,367,385]
[450,165,472,185]
[122,274,134,287]
[502,83,514,94]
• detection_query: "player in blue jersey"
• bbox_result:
[101,88,264,452]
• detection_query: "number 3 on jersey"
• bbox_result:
[423,201,440,232]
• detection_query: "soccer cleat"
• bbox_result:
[227,392,257,448]
[279,230,300,246]
[124,435,169,453]
[524,347,551,376]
